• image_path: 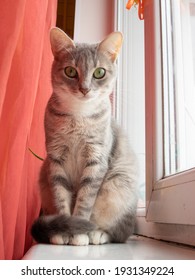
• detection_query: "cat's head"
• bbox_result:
[50,28,123,103]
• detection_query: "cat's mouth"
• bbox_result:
[77,92,96,101]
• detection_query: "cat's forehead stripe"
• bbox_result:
[74,46,97,69]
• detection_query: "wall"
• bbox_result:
[74,0,115,43]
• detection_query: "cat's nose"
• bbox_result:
[79,87,91,96]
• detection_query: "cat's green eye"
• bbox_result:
[93,67,106,79]
[64,66,78,78]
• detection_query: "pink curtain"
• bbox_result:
[0,0,57,260]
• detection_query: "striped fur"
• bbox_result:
[31,28,138,245]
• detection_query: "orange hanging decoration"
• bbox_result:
[126,0,144,20]
[126,0,135,10]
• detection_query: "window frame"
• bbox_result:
[145,0,195,223]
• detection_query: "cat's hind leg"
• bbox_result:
[91,175,138,243]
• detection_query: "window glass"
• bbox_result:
[162,0,195,176]
[116,2,145,206]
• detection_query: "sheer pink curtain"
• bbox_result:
[0,0,57,259]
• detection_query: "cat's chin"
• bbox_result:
[77,95,96,102]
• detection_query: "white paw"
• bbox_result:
[89,230,110,245]
[69,234,89,246]
[50,234,69,245]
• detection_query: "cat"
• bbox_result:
[31,27,138,246]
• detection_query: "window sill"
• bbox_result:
[23,236,195,260]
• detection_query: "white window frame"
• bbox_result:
[145,0,195,225]
[144,0,195,246]
[116,0,195,246]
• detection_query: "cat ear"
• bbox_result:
[50,27,75,57]
[98,32,123,62]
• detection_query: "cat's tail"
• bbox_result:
[31,214,96,244]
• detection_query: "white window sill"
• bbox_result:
[23,236,195,260]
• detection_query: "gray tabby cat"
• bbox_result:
[31,27,138,246]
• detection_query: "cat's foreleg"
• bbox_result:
[44,157,72,216]
[41,158,73,244]
[69,156,106,246]
[69,177,102,245]
[72,160,106,219]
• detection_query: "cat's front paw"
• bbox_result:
[69,234,89,246]
[50,234,69,245]
[89,230,110,245]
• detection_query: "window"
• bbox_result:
[117,0,195,246]
[144,0,195,246]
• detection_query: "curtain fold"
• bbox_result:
[0,0,57,260]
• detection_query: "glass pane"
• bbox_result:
[116,1,145,206]
[162,0,195,176]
